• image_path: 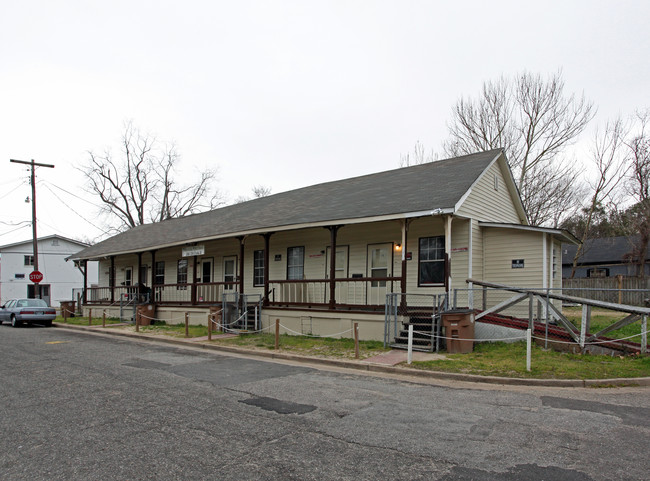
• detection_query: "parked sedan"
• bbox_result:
[0,298,56,327]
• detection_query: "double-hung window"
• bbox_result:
[154,261,165,285]
[177,259,188,289]
[253,250,265,286]
[287,246,304,280]
[418,236,445,286]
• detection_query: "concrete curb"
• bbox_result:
[52,323,650,388]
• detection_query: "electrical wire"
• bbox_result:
[42,184,113,236]
[41,180,105,208]
[0,181,28,201]
[0,223,31,238]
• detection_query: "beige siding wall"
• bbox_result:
[483,228,544,288]
[457,161,521,223]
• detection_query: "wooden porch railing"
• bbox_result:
[86,281,239,306]
[85,277,401,309]
[268,277,402,308]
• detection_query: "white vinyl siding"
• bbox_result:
[457,162,522,223]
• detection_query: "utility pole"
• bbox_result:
[10,159,55,299]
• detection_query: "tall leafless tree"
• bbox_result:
[569,118,629,278]
[234,185,272,204]
[622,110,650,277]
[443,71,595,226]
[80,122,221,233]
[399,140,437,167]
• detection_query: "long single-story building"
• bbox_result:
[70,149,577,341]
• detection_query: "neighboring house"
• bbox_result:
[562,236,650,279]
[0,235,99,307]
[70,150,577,340]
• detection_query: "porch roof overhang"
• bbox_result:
[70,149,505,262]
[478,222,580,245]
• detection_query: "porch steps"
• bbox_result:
[390,315,440,352]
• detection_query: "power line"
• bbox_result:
[42,184,113,236]
[0,180,28,201]
[41,180,105,208]
[0,223,31,238]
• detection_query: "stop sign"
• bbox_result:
[29,270,44,283]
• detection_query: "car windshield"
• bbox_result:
[16,299,48,308]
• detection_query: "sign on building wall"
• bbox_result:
[512,259,525,269]
[182,245,205,257]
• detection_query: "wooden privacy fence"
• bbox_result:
[562,276,650,306]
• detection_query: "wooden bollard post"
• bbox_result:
[208,314,212,341]
[185,312,189,338]
[275,319,280,350]
[102,310,106,328]
[88,309,92,326]
[135,310,140,332]
[63,306,68,323]
[354,322,359,359]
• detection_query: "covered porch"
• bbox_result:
[81,214,455,315]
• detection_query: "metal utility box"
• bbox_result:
[442,310,475,354]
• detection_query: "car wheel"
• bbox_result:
[11,315,21,328]
[44,320,53,327]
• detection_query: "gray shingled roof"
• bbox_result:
[562,235,650,265]
[72,149,504,260]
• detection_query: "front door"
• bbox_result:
[325,246,349,279]
[201,258,213,283]
[326,246,349,304]
[367,243,392,305]
[223,256,237,290]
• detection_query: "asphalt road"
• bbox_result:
[1,325,648,481]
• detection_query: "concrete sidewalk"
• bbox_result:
[362,350,447,366]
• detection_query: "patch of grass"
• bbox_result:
[55,315,122,326]
[137,322,210,338]
[563,307,644,340]
[410,341,650,379]
[211,333,389,360]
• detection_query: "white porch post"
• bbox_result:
[468,219,473,309]
[542,233,548,289]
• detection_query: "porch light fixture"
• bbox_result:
[395,244,402,252]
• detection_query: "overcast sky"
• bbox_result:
[1,0,649,246]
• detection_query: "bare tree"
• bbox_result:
[234,185,272,204]
[251,185,272,198]
[81,122,221,232]
[622,110,650,277]
[399,140,436,167]
[569,118,629,278]
[443,71,595,225]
